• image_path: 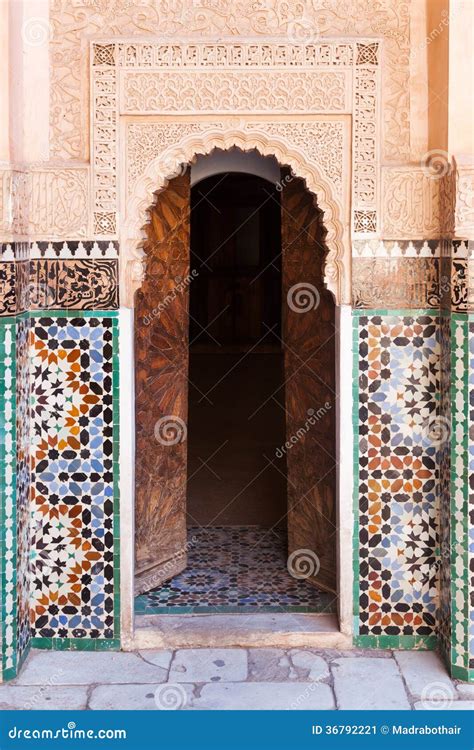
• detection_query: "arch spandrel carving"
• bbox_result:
[122,127,351,307]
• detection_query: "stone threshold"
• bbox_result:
[129,613,351,650]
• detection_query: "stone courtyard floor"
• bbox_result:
[0,648,472,711]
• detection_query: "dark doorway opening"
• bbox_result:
[134,168,336,614]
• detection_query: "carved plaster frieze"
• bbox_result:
[125,119,348,203]
[455,166,474,238]
[0,167,90,240]
[381,167,446,239]
[49,0,410,162]
[122,126,351,308]
[352,257,440,309]
[92,39,380,243]
[120,69,351,114]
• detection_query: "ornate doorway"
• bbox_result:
[134,153,336,605]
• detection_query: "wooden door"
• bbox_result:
[134,173,190,595]
[281,174,337,593]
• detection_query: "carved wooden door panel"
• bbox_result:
[281,174,337,594]
[134,173,190,595]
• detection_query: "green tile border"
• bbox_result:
[448,313,471,679]
[0,318,18,679]
[31,637,121,652]
[353,635,438,651]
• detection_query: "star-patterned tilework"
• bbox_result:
[135,527,337,614]
[29,314,120,646]
[353,311,440,647]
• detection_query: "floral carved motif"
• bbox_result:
[49,0,409,162]
[121,70,350,114]
[92,40,378,239]
[122,126,350,307]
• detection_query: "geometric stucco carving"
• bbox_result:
[122,125,351,307]
[94,40,378,238]
[49,0,410,163]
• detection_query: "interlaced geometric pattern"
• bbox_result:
[353,311,440,643]
[29,314,119,644]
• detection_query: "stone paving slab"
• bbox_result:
[138,650,173,671]
[394,651,454,700]
[332,657,411,710]
[90,683,194,711]
[5,647,470,711]
[16,651,169,686]
[190,682,335,710]
[169,649,248,683]
[0,685,88,710]
[413,700,474,711]
[455,683,474,700]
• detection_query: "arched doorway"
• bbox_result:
[133,151,337,615]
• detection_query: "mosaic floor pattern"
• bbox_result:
[134,526,336,614]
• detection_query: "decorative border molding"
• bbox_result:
[352,258,440,309]
[92,39,380,238]
[0,256,119,316]
[122,126,350,306]
[91,38,381,306]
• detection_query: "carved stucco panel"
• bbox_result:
[92,40,378,238]
[381,168,444,240]
[122,125,350,307]
[0,168,90,240]
[120,69,351,114]
[49,0,410,162]
[455,166,474,237]
[125,119,347,203]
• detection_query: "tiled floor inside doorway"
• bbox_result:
[135,526,336,615]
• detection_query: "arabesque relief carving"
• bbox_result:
[92,39,378,239]
[0,168,90,239]
[122,126,350,308]
[382,168,451,240]
[49,0,409,162]
[121,70,350,114]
